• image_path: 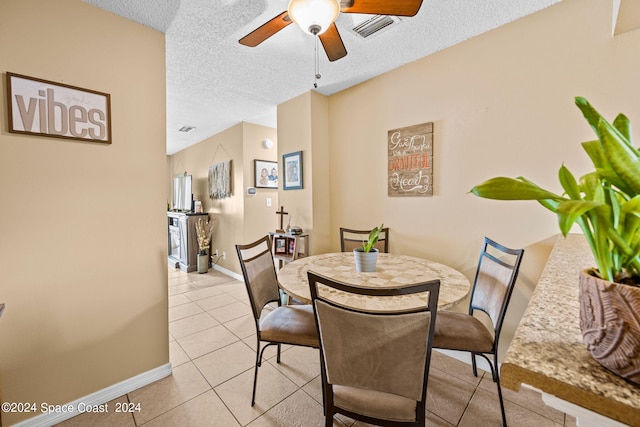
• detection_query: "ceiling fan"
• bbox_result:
[239,0,425,62]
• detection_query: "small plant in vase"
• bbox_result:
[469,97,640,384]
[195,217,217,273]
[354,224,384,272]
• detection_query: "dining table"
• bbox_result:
[277,252,471,311]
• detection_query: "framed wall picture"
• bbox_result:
[388,122,433,197]
[274,237,287,254]
[7,72,112,144]
[254,159,278,188]
[283,151,303,190]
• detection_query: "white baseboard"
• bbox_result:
[212,263,243,282]
[12,363,172,427]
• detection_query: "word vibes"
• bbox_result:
[12,87,108,141]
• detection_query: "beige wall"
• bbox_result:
[166,122,278,273]
[277,92,332,255]
[0,0,167,424]
[280,0,640,356]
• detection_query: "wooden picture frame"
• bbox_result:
[388,122,433,197]
[254,159,278,188]
[6,72,112,144]
[274,237,287,254]
[283,151,303,190]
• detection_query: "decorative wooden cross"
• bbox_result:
[275,205,288,232]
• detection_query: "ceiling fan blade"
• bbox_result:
[341,0,424,17]
[319,23,347,62]
[239,11,292,47]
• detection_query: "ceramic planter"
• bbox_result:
[353,248,378,273]
[197,253,209,274]
[578,269,640,385]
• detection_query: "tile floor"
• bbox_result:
[57,267,577,427]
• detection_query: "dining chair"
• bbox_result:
[235,235,319,406]
[308,271,440,427]
[433,236,524,427]
[340,226,390,253]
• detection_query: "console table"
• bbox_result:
[269,232,309,266]
[167,212,209,272]
[501,234,640,427]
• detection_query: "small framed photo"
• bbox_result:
[274,237,287,254]
[288,238,296,254]
[255,159,278,188]
[283,151,303,190]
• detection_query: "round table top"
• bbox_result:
[277,252,470,311]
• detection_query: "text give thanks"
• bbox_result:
[7,72,111,144]
[388,122,433,197]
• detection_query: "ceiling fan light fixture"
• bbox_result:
[288,0,340,35]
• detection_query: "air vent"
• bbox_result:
[178,126,196,133]
[351,15,400,39]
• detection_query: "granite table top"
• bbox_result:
[277,252,470,311]
[501,233,640,426]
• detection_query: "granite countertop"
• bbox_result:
[501,234,640,426]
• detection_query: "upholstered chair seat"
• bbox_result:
[259,305,318,347]
[333,385,417,423]
[433,310,494,353]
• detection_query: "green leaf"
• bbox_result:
[559,164,581,199]
[613,113,633,148]
[579,172,600,200]
[556,200,601,236]
[575,96,603,136]
[582,140,607,169]
[470,177,562,201]
[598,118,640,194]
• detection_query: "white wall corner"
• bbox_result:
[612,0,622,36]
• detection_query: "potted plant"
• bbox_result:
[195,217,216,274]
[354,224,384,272]
[469,96,640,385]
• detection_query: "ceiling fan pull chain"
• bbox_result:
[314,35,321,88]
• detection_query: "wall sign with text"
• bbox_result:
[6,72,111,144]
[388,122,433,197]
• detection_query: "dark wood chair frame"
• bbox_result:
[308,271,440,427]
[236,235,319,406]
[435,236,524,427]
[339,227,390,253]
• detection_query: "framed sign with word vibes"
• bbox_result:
[7,72,111,144]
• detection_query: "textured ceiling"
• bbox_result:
[84,0,562,155]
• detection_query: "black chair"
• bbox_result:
[235,236,319,406]
[340,227,390,253]
[308,271,440,427]
[433,237,524,427]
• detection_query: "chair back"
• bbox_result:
[308,271,439,403]
[469,237,524,337]
[236,235,281,320]
[339,227,389,253]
